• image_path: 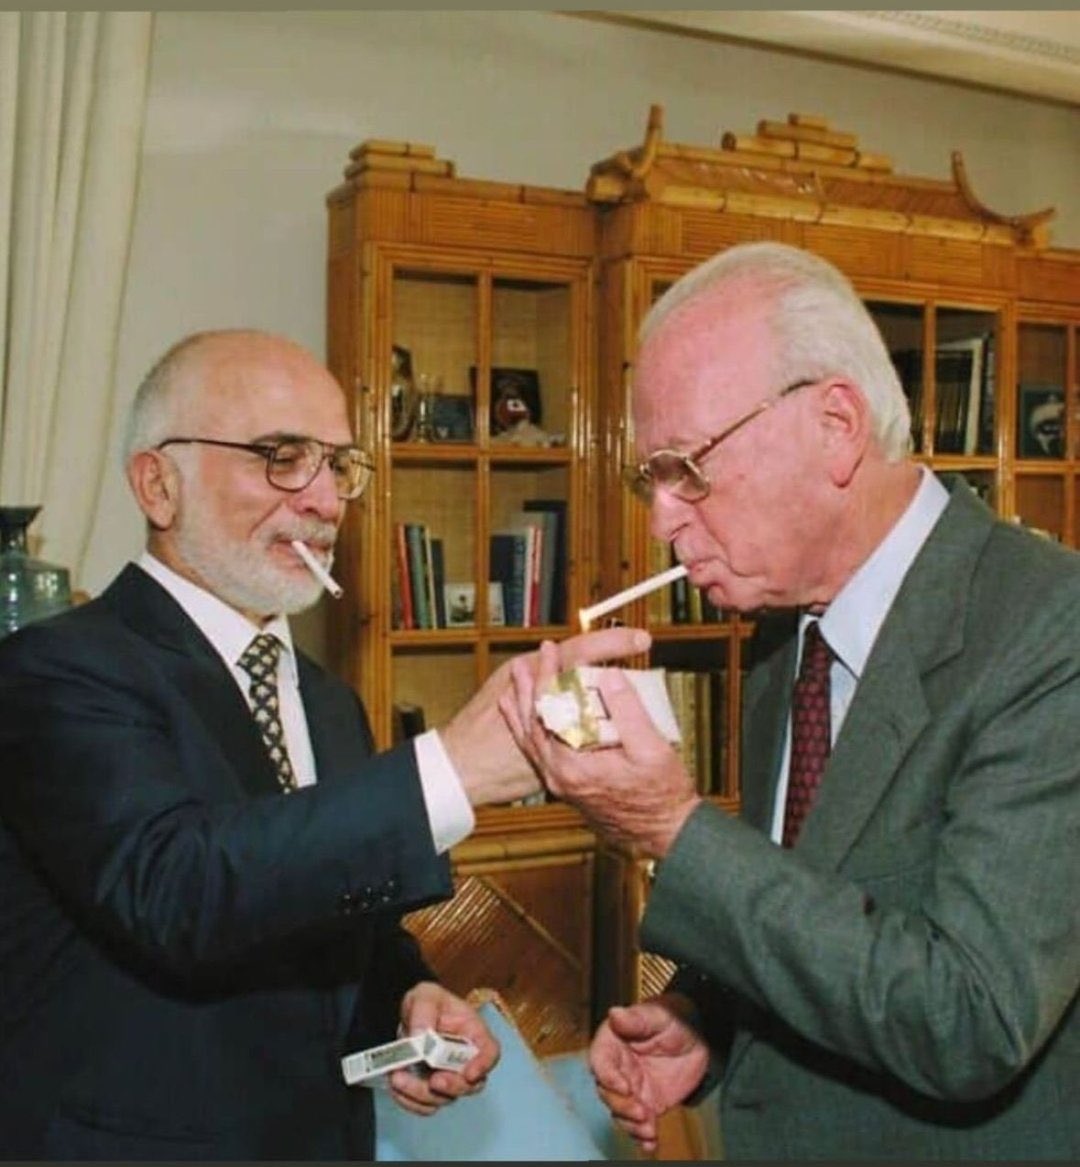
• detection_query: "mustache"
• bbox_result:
[270,520,338,549]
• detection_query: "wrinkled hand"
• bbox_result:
[387,982,499,1117]
[590,994,711,1155]
[440,625,651,808]
[500,639,701,857]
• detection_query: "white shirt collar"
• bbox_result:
[813,467,949,679]
[136,551,297,680]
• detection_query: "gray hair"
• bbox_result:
[640,242,912,460]
[121,329,250,466]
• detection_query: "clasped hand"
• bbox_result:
[500,637,702,857]
[440,624,658,808]
[385,982,498,1116]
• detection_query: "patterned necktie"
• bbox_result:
[238,633,297,792]
[782,621,834,847]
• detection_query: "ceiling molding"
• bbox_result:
[860,11,1080,68]
[569,11,1080,108]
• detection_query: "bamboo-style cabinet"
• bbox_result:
[326,115,1079,1063]
[325,142,602,1053]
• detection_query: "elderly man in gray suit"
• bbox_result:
[504,242,1080,1160]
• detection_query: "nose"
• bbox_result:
[649,490,690,544]
[295,454,343,523]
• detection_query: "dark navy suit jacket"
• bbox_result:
[0,564,452,1159]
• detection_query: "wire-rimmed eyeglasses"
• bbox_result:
[156,436,374,501]
[626,377,818,505]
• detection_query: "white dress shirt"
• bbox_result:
[137,552,475,853]
[768,469,950,843]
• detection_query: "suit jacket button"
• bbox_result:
[338,892,358,915]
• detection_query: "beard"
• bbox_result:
[175,494,337,618]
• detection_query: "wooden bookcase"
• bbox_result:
[325,142,602,1051]
[326,115,1080,1073]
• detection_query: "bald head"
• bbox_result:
[123,330,345,465]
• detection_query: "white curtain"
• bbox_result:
[0,11,152,580]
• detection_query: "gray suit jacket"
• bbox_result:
[643,477,1080,1159]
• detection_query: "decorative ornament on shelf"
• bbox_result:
[389,344,417,441]
[0,506,72,639]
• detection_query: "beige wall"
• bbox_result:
[82,11,1080,660]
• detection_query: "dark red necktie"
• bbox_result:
[782,621,833,848]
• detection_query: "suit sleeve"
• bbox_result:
[643,569,1080,1103]
[0,616,453,979]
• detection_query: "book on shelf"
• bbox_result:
[646,540,672,625]
[430,537,447,628]
[523,499,568,624]
[977,333,995,454]
[391,522,408,630]
[694,670,714,796]
[490,530,530,626]
[890,346,923,450]
[392,522,415,630]
[404,522,432,629]
[662,667,728,796]
[934,335,987,455]
[671,566,691,625]
[491,514,548,627]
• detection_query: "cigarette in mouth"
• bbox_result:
[578,563,688,631]
[291,539,343,599]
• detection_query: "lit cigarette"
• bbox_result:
[291,539,343,599]
[579,563,688,631]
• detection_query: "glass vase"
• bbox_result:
[0,505,72,639]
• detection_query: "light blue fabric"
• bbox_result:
[372,1002,616,1161]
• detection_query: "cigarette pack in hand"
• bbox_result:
[535,666,681,750]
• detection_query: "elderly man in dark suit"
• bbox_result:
[0,328,644,1159]
[505,242,1080,1159]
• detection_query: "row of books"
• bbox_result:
[666,668,729,797]
[894,333,996,456]
[391,522,447,630]
[391,499,568,631]
[646,542,724,625]
[489,499,567,628]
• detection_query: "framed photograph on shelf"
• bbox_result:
[430,393,474,442]
[488,581,506,627]
[1018,383,1065,459]
[444,582,477,628]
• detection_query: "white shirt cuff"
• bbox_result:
[413,729,476,854]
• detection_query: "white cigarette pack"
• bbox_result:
[535,666,681,749]
[342,1029,479,1087]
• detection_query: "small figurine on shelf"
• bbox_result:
[489,367,561,448]
[389,344,416,441]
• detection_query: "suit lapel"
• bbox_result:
[102,565,282,798]
[741,632,796,833]
[796,479,995,869]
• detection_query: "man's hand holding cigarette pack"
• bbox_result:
[535,665,681,749]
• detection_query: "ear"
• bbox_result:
[127,449,181,530]
[819,379,870,487]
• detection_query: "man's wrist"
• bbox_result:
[414,730,475,853]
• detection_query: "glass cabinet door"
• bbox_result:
[1016,320,1071,542]
[867,301,926,453]
[370,256,588,761]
